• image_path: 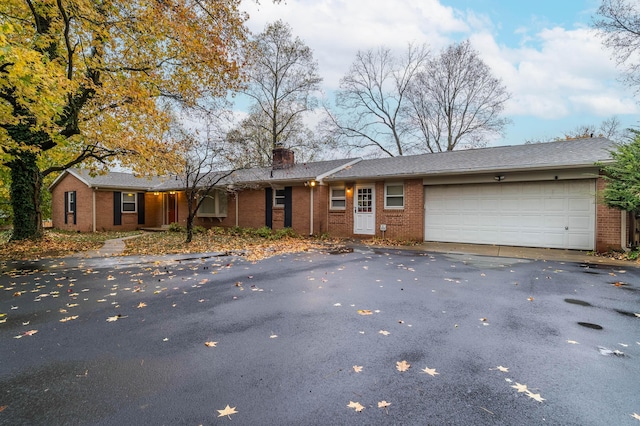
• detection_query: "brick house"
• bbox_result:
[49,138,631,252]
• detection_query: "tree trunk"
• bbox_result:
[9,152,43,240]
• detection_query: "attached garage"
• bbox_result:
[424,180,596,250]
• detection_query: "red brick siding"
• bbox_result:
[377,179,424,241]
[596,177,623,251]
[51,174,94,232]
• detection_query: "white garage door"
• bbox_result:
[424,180,596,250]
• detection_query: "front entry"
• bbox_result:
[354,185,375,235]
[165,193,177,225]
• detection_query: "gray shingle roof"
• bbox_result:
[323,137,616,181]
[67,169,168,190]
[153,158,361,191]
[54,138,616,192]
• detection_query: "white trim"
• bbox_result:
[121,192,137,213]
[310,186,314,235]
[329,186,347,210]
[316,158,363,183]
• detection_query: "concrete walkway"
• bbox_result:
[77,234,144,258]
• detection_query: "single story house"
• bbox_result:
[49,137,635,252]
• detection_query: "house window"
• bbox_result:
[274,189,285,207]
[385,183,404,209]
[330,187,346,210]
[122,193,137,212]
[67,191,76,213]
[197,190,228,217]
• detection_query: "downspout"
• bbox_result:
[92,188,97,232]
[621,211,628,251]
[310,186,314,236]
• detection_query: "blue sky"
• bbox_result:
[240,0,638,147]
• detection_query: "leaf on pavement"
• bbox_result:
[421,366,439,376]
[525,391,545,403]
[357,309,372,315]
[347,401,365,412]
[106,315,126,322]
[396,360,410,372]
[59,315,79,322]
[567,340,579,344]
[511,382,528,393]
[353,365,363,373]
[379,330,390,336]
[378,400,391,409]
[493,366,509,372]
[137,302,147,308]
[205,341,218,347]
[217,405,238,419]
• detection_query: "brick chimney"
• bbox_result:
[272,146,295,170]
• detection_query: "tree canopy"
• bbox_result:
[0,0,252,239]
[602,131,640,212]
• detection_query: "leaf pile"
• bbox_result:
[0,230,141,260]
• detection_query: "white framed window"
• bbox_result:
[384,182,404,209]
[197,190,228,217]
[274,189,286,207]
[330,187,346,210]
[67,191,76,213]
[122,192,137,212]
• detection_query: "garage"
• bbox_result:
[424,180,596,250]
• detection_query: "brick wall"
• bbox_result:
[596,177,623,251]
[377,179,424,241]
[51,173,94,232]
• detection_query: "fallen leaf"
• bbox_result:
[357,309,372,315]
[0,405,6,413]
[567,340,579,345]
[205,341,218,347]
[59,316,79,323]
[378,400,391,409]
[270,334,278,339]
[511,382,528,393]
[495,366,509,372]
[396,360,411,372]
[347,401,365,412]
[631,413,640,421]
[137,302,147,308]
[217,405,238,419]
[527,296,534,302]
[353,365,363,373]
[333,303,341,307]
[526,391,545,403]
[106,315,126,322]
[107,275,115,281]
[421,366,439,377]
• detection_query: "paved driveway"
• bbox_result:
[1,248,639,425]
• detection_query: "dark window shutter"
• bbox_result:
[137,193,145,225]
[284,186,292,228]
[265,187,273,229]
[64,192,68,224]
[72,191,77,225]
[113,192,122,226]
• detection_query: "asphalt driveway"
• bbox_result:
[0,247,639,425]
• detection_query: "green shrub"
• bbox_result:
[192,225,206,235]
[273,227,297,239]
[254,226,273,238]
[168,222,185,232]
[627,249,640,261]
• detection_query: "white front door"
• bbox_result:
[354,185,375,235]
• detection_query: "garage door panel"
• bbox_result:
[425,180,595,250]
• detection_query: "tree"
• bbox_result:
[169,120,235,244]
[241,20,322,154]
[407,40,511,152]
[601,130,640,212]
[225,106,327,167]
[0,0,251,240]
[326,43,430,157]
[524,116,632,144]
[593,0,640,93]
